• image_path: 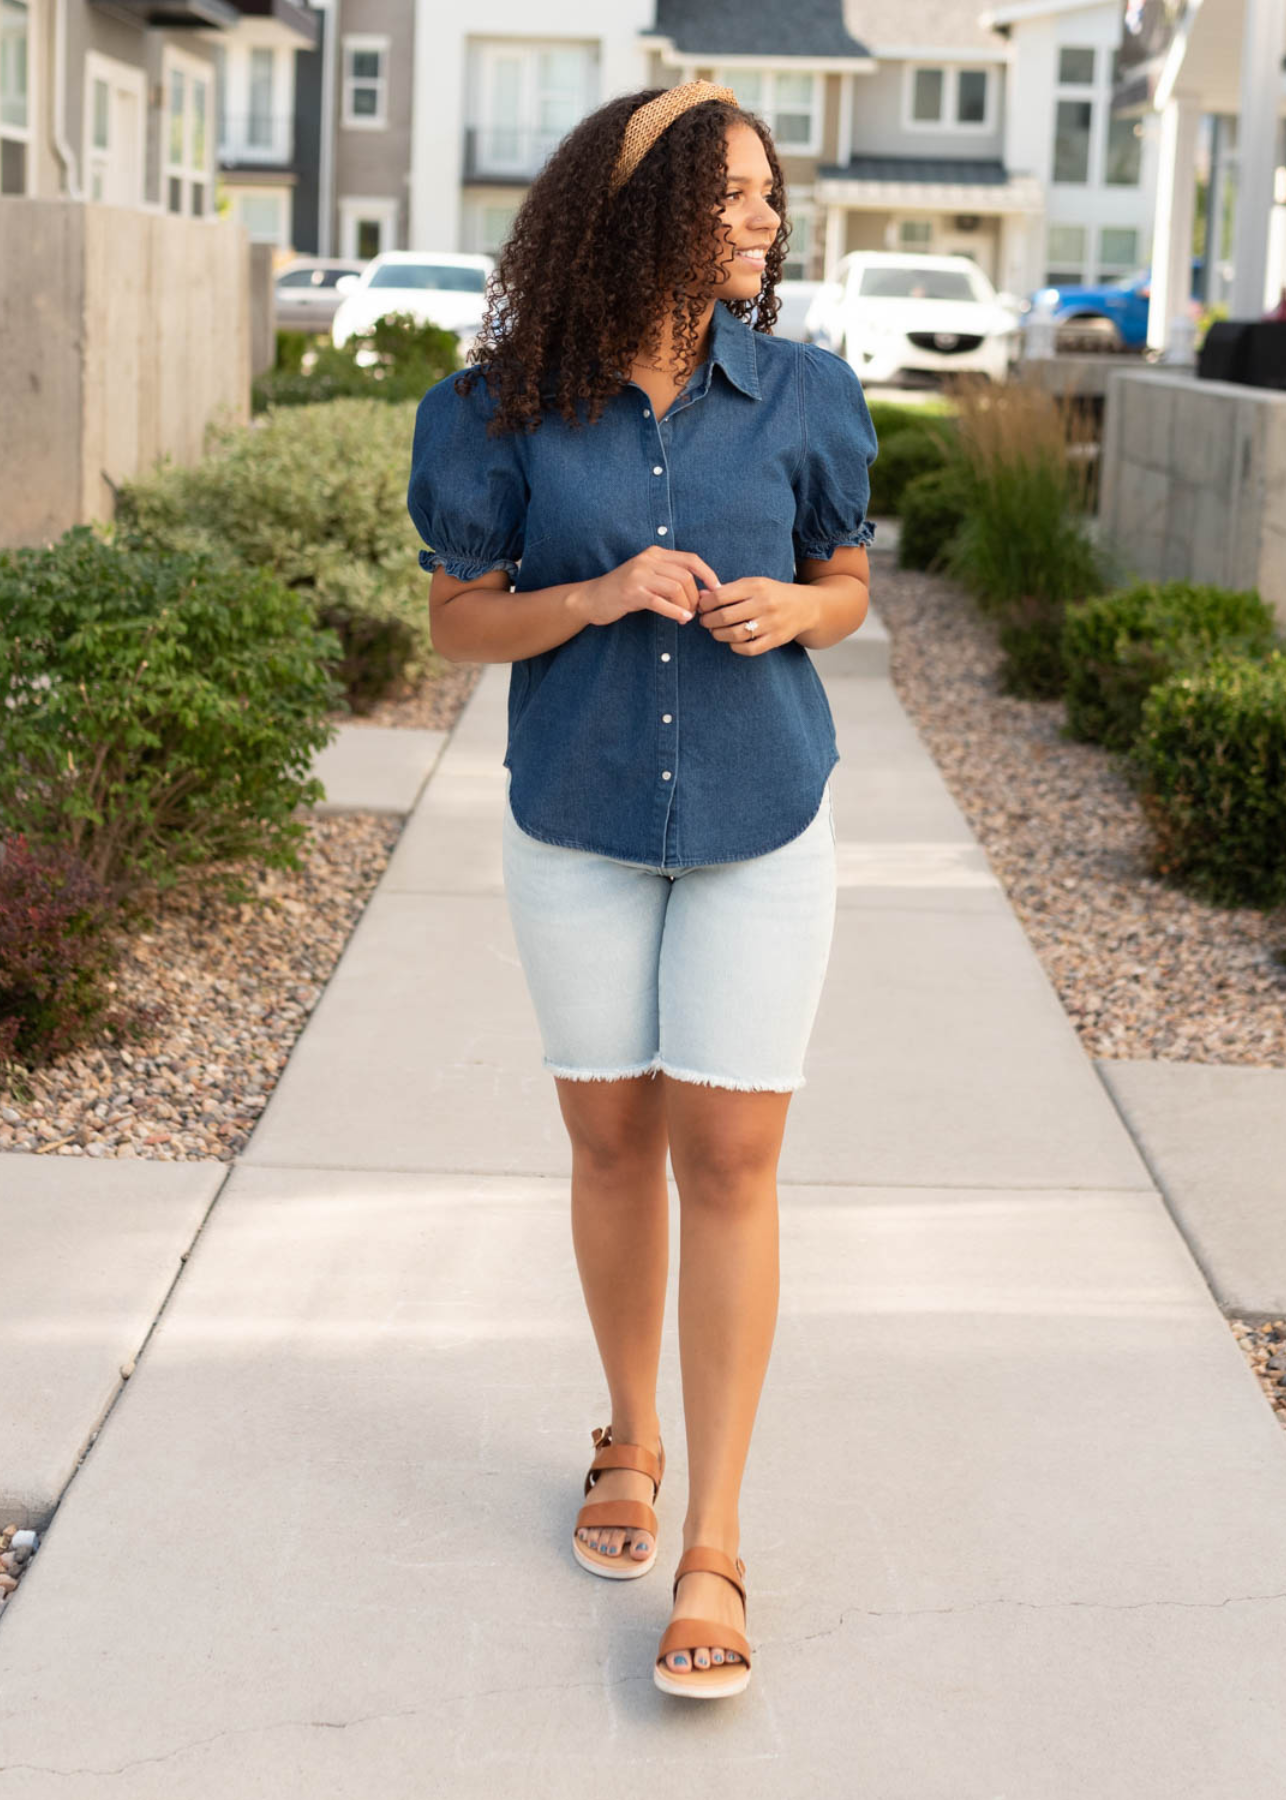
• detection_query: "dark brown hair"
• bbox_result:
[454,88,790,437]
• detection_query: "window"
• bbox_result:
[248,46,274,149]
[1,0,30,195]
[1098,226,1138,273]
[338,195,398,260]
[1105,112,1142,185]
[912,68,944,122]
[717,68,819,151]
[343,36,388,129]
[472,43,596,178]
[1058,47,1095,85]
[163,49,212,216]
[858,266,976,301]
[898,219,933,248]
[904,65,991,132]
[957,70,988,124]
[368,263,486,292]
[1053,99,1092,183]
[480,203,517,254]
[234,189,288,244]
[1046,223,1086,285]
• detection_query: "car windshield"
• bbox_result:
[858,267,977,301]
[368,264,487,292]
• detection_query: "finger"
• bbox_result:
[642,573,697,622]
[666,549,721,591]
[645,548,700,610]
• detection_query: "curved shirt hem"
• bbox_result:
[503,754,840,869]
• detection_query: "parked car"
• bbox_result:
[274,258,366,332]
[331,251,493,358]
[804,251,1021,384]
[1019,264,1206,350]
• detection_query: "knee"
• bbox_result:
[671,1136,778,1209]
[560,1087,668,1173]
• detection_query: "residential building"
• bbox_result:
[213,1,322,249]
[2,0,318,219]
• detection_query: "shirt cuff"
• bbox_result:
[419,546,520,581]
[795,520,877,561]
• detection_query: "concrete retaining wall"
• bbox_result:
[0,199,256,548]
[1098,367,1286,626]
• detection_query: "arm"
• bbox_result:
[429,567,594,664]
[792,544,871,651]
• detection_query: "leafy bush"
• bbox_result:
[942,375,1104,615]
[997,595,1078,699]
[0,834,122,1068]
[898,467,970,571]
[253,312,459,412]
[114,398,432,710]
[0,526,341,909]
[865,399,954,443]
[1062,581,1280,752]
[1131,650,1286,907]
[868,429,952,517]
[273,328,312,375]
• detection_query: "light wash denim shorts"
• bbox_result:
[501,775,837,1093]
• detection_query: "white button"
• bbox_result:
[662,713,672,723]
[657,525,667,536]
[661,653,671,662]
[662,770,672,780]
[642,408,651,418]
[653,465,663,475]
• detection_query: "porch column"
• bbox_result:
[823,202,846,279]
[1231,0,1286,314]
[1147,97,1201,350]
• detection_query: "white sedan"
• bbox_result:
[805,251,1021,384]
[332,251,494,356]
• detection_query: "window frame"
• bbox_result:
[714,67,821,156]
[337,194,399,260]
[160,44,214,218]
[900,63,995,135]
[1,0,34,195]
[1045,222,1088,286]
[82,50,146,207]
[342,33,389,131]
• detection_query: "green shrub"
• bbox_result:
[1062,581,1280,752]
[997,594,1077,699]
[0,834,124,1069]
[865,399,954,443]
[1131,650,1286,907]
[868,429,952,516]
[0,526,342,909]
[274,328,313,375]
[253,312,459,412]
[943,378,1103,615]
[114,398,432,710]
[898,467,970,571]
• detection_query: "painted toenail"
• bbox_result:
[673,1656,688,1668]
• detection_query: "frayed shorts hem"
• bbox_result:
[542,1053,804,1094]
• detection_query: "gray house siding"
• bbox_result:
[848,62,1005,163]
[332,0,414,249]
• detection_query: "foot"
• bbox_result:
[661,1552,747,1672]
[574,1425,662,1563]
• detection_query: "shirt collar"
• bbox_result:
[706,299,762,402]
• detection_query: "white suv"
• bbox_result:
[805,252,1021,384]
[331,251,494,357]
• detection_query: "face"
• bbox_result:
[711,122,781,296]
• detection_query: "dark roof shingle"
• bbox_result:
[817,155,1011,184]
[649,0,871,58]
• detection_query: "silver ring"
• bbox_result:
[744,618,759,637]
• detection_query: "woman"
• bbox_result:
[407,80,877,1700]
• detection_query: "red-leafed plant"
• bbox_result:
[0,833,122,1068]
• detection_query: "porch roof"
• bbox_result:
[816,154,1043,211]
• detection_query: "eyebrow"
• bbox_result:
[725,174,776,185]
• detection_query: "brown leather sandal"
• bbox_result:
[653,1545,752,1698]
[572,1423,665,1579]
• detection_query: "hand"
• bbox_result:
[576,545,721,629]
[694,578,819,655]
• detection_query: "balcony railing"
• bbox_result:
[217,111,296,167]
[463,123,565,183]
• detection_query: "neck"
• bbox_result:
[633,297,717,379]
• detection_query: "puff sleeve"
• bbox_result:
[791,342,879,564]
[406,370,528,583]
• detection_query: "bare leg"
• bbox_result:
[558,1073,670,1561]
[659,1076,792,1670]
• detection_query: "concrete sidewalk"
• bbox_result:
[1,588,1285,1797]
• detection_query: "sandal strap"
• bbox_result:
[584,1426,663,1497]
[656,1617,752,1666]
[575,1498,657,1534]
[671,1545,747,1606]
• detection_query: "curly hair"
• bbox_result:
[454,89,790,437]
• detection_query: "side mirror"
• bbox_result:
[335,274,359,294]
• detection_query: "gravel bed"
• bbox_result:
[872,556,1286,1066]
[0,663,485,1163]
[1230,1319,1286,1429]
[330,658,484,730]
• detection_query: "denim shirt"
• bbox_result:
[407,299,878,868]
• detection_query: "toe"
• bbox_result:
[604,1528,623,1556]
[694,1647,710,1669]
[631,1532,652,1559]
[711,1647,724,1664]
[666,1651,690,1671]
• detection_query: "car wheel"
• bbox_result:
[1057,313,1123,352]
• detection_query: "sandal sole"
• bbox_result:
[572,1537,657,1579]
[653,1663,751,1698]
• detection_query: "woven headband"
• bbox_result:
[608,79,740,194]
